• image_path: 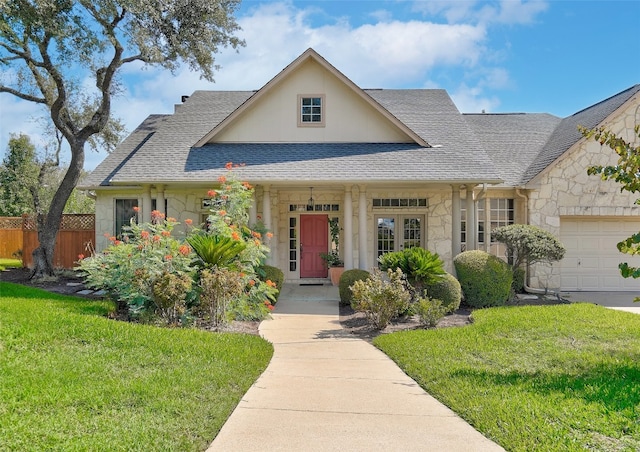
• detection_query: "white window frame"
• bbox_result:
[297,94,325,127]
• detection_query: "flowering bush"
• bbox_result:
[77,211,196,316]
[77,163,278,323]
[350,268,411,329]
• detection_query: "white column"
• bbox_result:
[156,184,165,217]
[249,191,257,226]
[484,196,491,252]
[451,185,461,260]
[466,185,477,250]
[142,185,152,223]
[358,186,368,270]
[262,185,272,231]
[343,186,354,270]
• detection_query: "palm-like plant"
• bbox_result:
[186,233,247,270]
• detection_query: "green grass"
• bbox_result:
[0,258,22,271]
[0,282,273,451]
[374,303,640,452]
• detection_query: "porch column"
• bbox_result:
[451,185,461,260]
[484,196,491,252]
[248,191,257,226]
[261,185,275,265]
[465,185,477,250]
[142,185,152,223]
[358,186,368,270]
[343,186,354,270]
[156,184,165,217]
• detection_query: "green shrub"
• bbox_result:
[415,298,447,327]
[260,265,284,301]
[350,268,411,329]
[454,250,512,308]
[378,247,445,297]
[197,267,244,327]
[338,269,370,306]
[426,272,462,313]
[491,224,566,270]
[512,267,525,294]
[152,271,192,325]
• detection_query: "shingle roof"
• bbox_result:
[521,84,640,184]
[84,88,503,187]
[463,113,562,186]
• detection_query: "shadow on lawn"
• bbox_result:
[451,359,640,413]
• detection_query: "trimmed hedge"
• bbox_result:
[454,250,512,308]
[338,269,371,306]
[260,265,284,302]
[426,272,462,313]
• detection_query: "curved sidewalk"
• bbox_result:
[208,285,504,451]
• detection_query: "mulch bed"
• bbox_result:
[2,268,566,340]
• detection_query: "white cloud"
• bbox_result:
[1,0,534,169]
[412,0,548,25]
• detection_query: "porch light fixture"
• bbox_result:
[308,187,315,208]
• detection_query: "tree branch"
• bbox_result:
[0,85,46,103]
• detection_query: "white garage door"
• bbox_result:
[560,218,640,291]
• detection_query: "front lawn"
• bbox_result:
[374,303,640,451]
[0,282,273,451]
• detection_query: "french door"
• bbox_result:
[376,215,424,261]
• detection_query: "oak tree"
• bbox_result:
[0,0,244,277]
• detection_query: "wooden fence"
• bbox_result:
[0,214,95,269]
[0,217,23,259]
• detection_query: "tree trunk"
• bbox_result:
[30,142,85,279]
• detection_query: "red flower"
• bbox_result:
[218,175,227,183]
[161,230,171,237]
[231,231,240,241]
[133,206,140,213]
[249,280,255,287]
[109,236,116,242]
[185,218,193,226]
[266,232,273,239]
[165,254,173,260]
[167,217,176,223]
[207,190,217,197]
[179,245,191,256]
[219,210,227,216]
[151,210,165,220]
[266,279,276,288]
[77,254,85,260]
[152,235,161,242]
[242,181,253,189]
[225,162,233,170]
[267,305,275,311]
[140,230,150,239]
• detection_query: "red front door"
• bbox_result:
[300,214,328,278]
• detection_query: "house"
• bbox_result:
[81,48,640,292]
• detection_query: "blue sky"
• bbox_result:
[1,0,639,170]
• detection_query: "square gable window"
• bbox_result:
[298,95,325,127]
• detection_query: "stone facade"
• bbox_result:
[526,99,640,288]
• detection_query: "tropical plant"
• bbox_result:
[187,233,247,270]
[378,247,446,297]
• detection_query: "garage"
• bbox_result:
[560,218,640,291]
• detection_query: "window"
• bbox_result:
[115,199,138,238]
[461,198,514,250]
[298,95,324,126]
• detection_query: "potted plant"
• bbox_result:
[320,218,344,285]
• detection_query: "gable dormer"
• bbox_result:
[195,49,427,146]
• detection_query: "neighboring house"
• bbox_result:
[81,48,640,292]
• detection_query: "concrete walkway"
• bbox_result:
[563,291,640,314]
[208,284,504,452]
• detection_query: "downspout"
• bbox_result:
[515,187,562,299]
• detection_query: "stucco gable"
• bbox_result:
[194,48,428,147]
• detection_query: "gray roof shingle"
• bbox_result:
[521,84,640,184]
[463,113,562,186]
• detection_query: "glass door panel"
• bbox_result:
[402,217,422,250]
[376,217,395,260]
[376,215,424,263]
